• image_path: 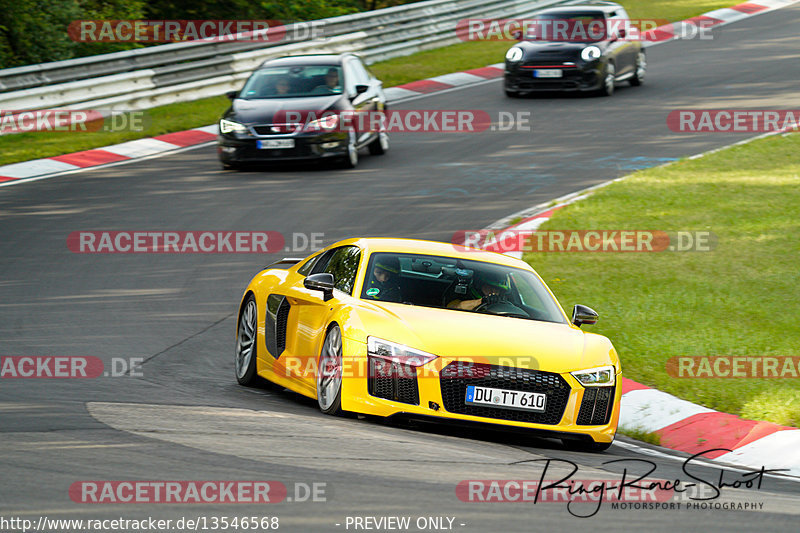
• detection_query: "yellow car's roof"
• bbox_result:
[331,237,533,270]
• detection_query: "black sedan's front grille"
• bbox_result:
[252,123,302,135]
[439,361,571,425]
[576,386,615,425]
[368,356,419,405]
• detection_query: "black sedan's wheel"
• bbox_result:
[235,295,259,385]
[340,130,359,169]
[629,51,646,86]
[317,324,344,415]
[599,62,615,96]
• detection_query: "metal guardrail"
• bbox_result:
[0,0,569,112]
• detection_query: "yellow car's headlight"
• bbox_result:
[367,337,437,367]
[571,365,615,387]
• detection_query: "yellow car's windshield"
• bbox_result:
[360,252,566,323]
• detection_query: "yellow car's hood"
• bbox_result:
[347,301,614,374]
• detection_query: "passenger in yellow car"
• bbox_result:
[448,271,510,311]
[364,257,402,303]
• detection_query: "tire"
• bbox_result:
[340,130,359,169]
[561,438,614,452]
[316,324,344,415]
[368,131,389,155]
[599,62,615,97]
[629,51,646,87]
[235,294,259,385]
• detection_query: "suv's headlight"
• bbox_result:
[580,45,602,62]
[571,365,615,387]
[367,337,437,367]
[220,119,247,134]
[505,47,524,62]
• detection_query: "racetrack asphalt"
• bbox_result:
[2,4,800,531]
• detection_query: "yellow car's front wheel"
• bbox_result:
[235,295,258,385]
[317,324,344,415]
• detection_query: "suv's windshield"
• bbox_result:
[240,65,343,99]
[360,252,566,323]
[523,12,607,42]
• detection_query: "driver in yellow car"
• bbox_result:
[448,271,511,310]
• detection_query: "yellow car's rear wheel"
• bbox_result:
[317,324,343,415]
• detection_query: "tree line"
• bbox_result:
[0,0,418,69]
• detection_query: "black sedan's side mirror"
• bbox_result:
[354,84,369,95]
[304,273,335,301]
[226,90,239,100]
[572,304,598,327]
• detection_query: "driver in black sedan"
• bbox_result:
[447,271,511,311]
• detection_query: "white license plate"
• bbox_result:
[533,69,563,78]
[466,385,546,412]
[257,139,295,149]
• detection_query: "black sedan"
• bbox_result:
[503,2,646,97]
[218,53,388,169]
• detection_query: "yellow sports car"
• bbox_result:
[235,238,621,451]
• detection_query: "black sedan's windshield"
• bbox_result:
[240,65,343,99]
[360,252,567,323]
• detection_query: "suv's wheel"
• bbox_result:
[368,131,389,155]
[599,62,615,96]
[629,51,646,86]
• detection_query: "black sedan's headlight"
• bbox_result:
[219,119,248,135]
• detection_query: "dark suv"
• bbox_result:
[504,1,646,96]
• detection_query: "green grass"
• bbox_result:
[0,96,229,166]
[0,1,740,166]
[620,427,663,446]
[525,133,800,425]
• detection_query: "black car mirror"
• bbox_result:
[354,84,369,95]
[572,304,598,327]
[226,90,239,100]
[304,273,335,301]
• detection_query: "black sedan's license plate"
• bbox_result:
[466,385,546,412]
[257,139,295,149]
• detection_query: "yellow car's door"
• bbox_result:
[271,245,362,395]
